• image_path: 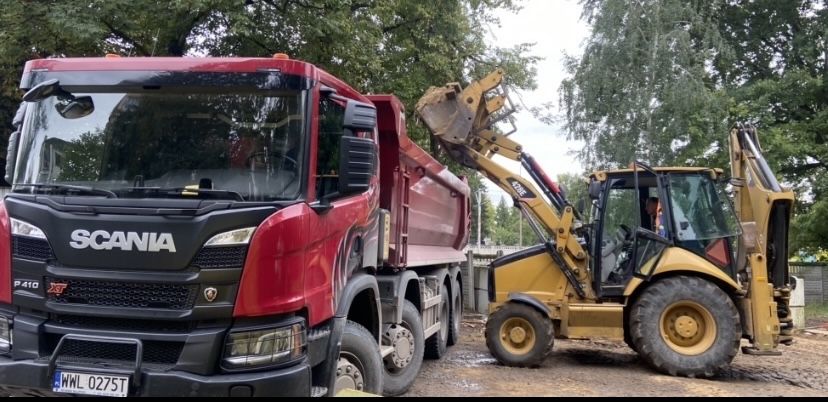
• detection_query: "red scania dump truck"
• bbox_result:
[0,55,469,397]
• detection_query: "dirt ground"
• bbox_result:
[405,314,828,397]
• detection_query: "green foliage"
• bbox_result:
[560,0,728,169]
[0,0,539,199]
[470,183,496,246]
[563,0,828,256]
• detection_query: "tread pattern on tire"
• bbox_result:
[382,300,425,396]
[425,284,450,359]
[447,278,462,346]
[629,276,740,378]
[341,320,384,395]
[484,302,553,368]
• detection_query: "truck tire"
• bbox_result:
[630,276,740,378]
[447,278,462,346]
[425,284,449,359]
[335,321,383,396]
[484,302,553,368]
[382,300,425,396]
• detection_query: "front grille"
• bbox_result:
[52,315,193,333]
[191,246,247,268]
[12,236,53,260]
[46,278,196,310]
[49,336,183,367]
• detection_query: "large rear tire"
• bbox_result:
[447,278,462,346]
[485,302,553,368]
[630,276,740,378]
[425,284,450,359]
[381,300,425,396]
[335,321,383,395]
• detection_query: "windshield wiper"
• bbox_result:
[14,183,117,198]
[113,187,245,202]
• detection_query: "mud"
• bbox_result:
[406,315,828,397]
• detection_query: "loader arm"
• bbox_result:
[415,69,595,300]
[729,124,796,351]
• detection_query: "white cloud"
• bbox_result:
[482,0,589,203]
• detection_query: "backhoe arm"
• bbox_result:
[415,70,594,300]
[729,124,795,350]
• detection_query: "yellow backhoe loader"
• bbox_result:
[415,69,795,377]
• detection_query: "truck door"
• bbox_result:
[305,90,377,319]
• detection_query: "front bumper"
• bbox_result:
[0,355,311,397]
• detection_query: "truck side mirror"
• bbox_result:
[4,103,27,184]
[339,136,376,196]
[343,99,377,132]
[22,79,62,102]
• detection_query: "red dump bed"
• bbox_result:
[368,95,470,268]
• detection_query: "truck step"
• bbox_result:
[311,386,328,397]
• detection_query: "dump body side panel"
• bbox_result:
[369,95,470,268]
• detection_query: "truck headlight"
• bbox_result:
[11,218,46,240]
[204,227,256,247]
[0,317,12,354]
[222,322,306,369]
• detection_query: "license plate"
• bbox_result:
[52,370,129,397]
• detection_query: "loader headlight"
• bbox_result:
[204,227,256,247]
[0,316,12,354]
[222,321,306,369]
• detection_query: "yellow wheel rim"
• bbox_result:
[499,317,536,355]
[659,301,716,355]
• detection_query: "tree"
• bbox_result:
[0,0,540,186]
[560,0,729,170]
[563,0,828,257]
[493,196,518,245]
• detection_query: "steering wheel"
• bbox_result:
[246,152,298,171]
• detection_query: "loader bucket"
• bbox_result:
[415,84,475,145]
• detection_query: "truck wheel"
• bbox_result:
[447,279,462,346]
[425,284,450,359]
[484,302,553,368]
[335,321,383,395]
[381,300,425,396]
[630,276,740,378]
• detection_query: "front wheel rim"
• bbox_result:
[334,352,366,394]
[499,317,536,355]
[659,300,717,355]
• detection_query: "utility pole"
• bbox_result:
[477,188,482,248]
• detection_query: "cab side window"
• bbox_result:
[317,97,345,199]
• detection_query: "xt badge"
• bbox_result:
[203,287,218,302]
[47,282,69,296]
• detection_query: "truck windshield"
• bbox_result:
[14,91,307,201]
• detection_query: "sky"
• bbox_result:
[483,0,590,204]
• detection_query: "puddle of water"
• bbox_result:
[448,351,498,367]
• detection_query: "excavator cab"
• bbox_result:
[588,166,742,299]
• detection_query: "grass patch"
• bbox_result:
[805,303,828,321]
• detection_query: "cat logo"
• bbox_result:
[203,287,218,302]
[47,282,69,296]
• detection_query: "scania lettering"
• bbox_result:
[69,230,176,252]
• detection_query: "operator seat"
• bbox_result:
[600,227,628,282]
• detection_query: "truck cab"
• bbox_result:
[0,56,468,397]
